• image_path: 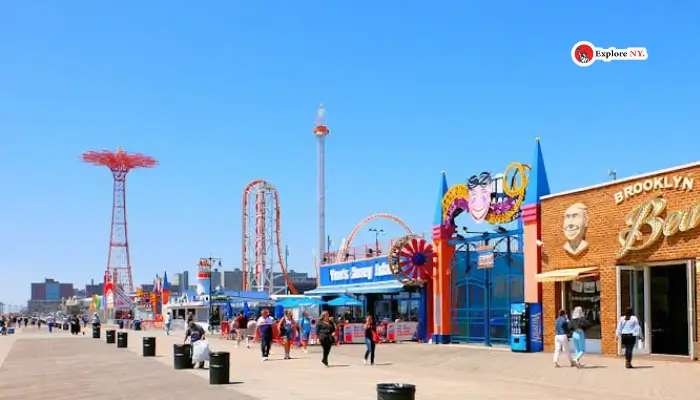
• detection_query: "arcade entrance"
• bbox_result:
[450,230,524,345]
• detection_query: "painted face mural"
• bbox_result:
[441,162,530,227]
[467,172,493,222]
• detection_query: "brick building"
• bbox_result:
[536,162,700,358]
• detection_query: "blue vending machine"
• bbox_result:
[509,302,544,353]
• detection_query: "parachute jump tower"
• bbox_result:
[82,146,157,298]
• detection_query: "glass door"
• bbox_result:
[616,266,650,355]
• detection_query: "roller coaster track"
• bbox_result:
[242,180,297,294]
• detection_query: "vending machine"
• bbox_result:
[509,302,543,353]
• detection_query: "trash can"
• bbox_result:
[209,352,230,385]
[376,383,416,400]
[143,337,156,357]
[117,331,128,348]
[117,319,124,329]
[134,320,142,331]
[62,323,69,331]
[92,325,101,339]
[106,329,116,344]
[173,344,193,370]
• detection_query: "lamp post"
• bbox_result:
[369,228,385,254]
[284,246,290,294]
[199,256,222,331]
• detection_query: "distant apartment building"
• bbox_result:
[85,281,104,297]
[31,278,74,301]
[172,271,189,293]
[28,278,74,314]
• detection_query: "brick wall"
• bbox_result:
[540,163,700,355]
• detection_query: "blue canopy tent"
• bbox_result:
[277,298,300,308]
[297,298,326,306]
[327,296,362,307]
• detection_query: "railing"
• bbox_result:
[321,233,427,265]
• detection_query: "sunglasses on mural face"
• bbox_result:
[467,172,492,190]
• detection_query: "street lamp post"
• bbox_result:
[369,228,385,254]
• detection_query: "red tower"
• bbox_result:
[82,146,157,296]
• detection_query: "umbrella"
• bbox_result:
[274,304,285,319]
[327,296,362,307]
[243,300,250,317]
[278,298,300,308]
[297,298,326,306]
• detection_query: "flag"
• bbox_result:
[162,270,170,305]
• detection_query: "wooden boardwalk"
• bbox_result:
[0,331,257,400]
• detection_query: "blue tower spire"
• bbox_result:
[524,137,551,206]
[433,171,449,226]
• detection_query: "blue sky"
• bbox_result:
[1,2,698,306]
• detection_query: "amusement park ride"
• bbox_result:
[241,179,296,294]
[83,146,157,310]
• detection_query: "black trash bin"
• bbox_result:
[377,383,416,400]
[134,320,142,331]
[117,332,128,348]
[117,319,124,329]
[92,325,101,339]
[173,344,193,370]
[209,352,230,385]
[106,329,116,344]
[143,337,156,357]
[62,323,69,331]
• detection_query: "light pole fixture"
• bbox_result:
[369,228,385,255]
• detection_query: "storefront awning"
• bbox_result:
[345,281,404,294]
[303,286,348,295]
[536,267,598,283]
[304,281,406,296]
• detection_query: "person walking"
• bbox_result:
[363,316,377,365]
[298,311,312,353]
[316,311,336,367]
[278,310,296,360]
[553,309,575,368]
[616,307,643,369]
[164,312,172,335]
[569,306,589,367]
[235,312,250,348]
[256,309,274,361]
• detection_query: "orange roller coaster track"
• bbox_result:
[341,213,413,255]
[242,180,297,294]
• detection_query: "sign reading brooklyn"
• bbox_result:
[617,197,700,259]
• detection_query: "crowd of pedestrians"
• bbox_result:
[170,308,380,367]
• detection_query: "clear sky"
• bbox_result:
[1,2,698,306]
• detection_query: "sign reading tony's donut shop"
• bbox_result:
[616,177,700,259]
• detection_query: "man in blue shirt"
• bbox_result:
[553,310,575,368]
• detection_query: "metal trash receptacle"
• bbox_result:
[209,352,230,385]
[62,323,69,330]
[173,344,193,370]
[92,325,101,339]
[143,337,156,357]
[117,332,128,348]
[134,320,142,331]
[377,383,416,400]
[106,329,116,344]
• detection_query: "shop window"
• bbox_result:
[564,277,602,340]
[398,299,420,322]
